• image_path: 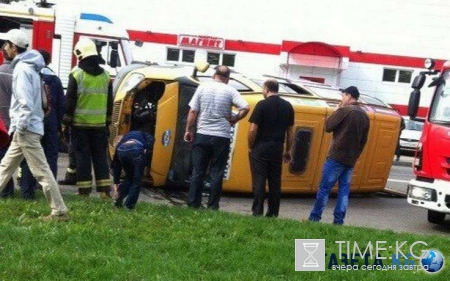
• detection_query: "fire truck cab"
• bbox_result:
[407,59,450,224]
[0,0,133,87]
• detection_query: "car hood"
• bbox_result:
[400,129,422,140]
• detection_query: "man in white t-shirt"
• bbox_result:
[184,65,250,210]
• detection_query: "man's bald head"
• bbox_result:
[214,65,231,83]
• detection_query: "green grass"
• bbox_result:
[0,195,449,281]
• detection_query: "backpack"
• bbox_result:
[41,77,52,118]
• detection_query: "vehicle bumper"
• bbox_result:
[407,179,450,213]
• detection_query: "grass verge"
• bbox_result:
[0,195,449,280]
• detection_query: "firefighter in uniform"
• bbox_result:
[63,38,113,198]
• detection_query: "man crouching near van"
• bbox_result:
[308,86,370,225]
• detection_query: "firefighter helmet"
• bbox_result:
[73,38,98,61]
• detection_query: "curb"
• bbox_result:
[383,188,407,198]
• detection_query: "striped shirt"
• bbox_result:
[189,81,248,138]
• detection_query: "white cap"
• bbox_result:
[0,29,29,49]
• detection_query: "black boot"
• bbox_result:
[58,170,77,185]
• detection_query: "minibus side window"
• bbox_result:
[289,128,313,174]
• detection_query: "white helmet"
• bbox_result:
[73,38,98,61]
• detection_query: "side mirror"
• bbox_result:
[408,89,421,119]
[195,61,210,73]
[411,74,426,90]
[135,40,144,47]
[192,61,210,79]
[109,49,120,68]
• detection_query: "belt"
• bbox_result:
[123,140,139,145]
[120,139,144,148]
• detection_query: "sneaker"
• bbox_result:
[41,213,70,222]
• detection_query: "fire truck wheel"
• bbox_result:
[427,210,446,224]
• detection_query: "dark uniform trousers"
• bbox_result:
[72,127,110,193]
[249,141,284,217]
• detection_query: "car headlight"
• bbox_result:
[408,185,434,201]
[122,73,144,93]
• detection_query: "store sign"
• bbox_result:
[178,34,225,50]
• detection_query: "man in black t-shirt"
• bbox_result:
[248,79,294,217]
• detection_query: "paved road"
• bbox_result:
[56,153,450,236]
[385,156,414,195]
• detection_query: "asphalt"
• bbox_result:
[58,153,414,208]
[392,155,414,168]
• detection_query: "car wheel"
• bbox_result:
[427,210,446,224]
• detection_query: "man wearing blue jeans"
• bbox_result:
[184,66,249,210]
[309,86,370,225]
[112,130,154,209]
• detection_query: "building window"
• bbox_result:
[207,52,220,65]
[382,69,396,82]
[398,70,413,83]
[223,54,235,67]
[382,68,413,83]
[167,48,180,61]
[207,52,236,67]
[182,50,195,63]
[166,48,196,63]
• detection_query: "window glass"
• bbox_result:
[182,50,195,63]
[382,69,397,82]
[405,119,424,131]
[167,48,180,61]
[207,52,220,65]
[359,95,389,107]
[197,77,251,92]
[197,76,214,83]
[398,70,413,83]
[223,54,236,67]
[429,70,450,123]
[304,86,342,99]
[228,79,252,92]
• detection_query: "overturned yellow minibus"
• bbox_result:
[109,63,401,194]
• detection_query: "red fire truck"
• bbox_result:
[0,0,134,86]
[407,58,450,224]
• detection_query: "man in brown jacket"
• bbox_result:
[308,86,370,225]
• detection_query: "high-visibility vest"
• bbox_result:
[72,67,110,127]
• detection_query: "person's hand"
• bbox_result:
[283,152,292,163]
[228,115,238,125]
[113,184,119,200]
[184,131,194,143]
